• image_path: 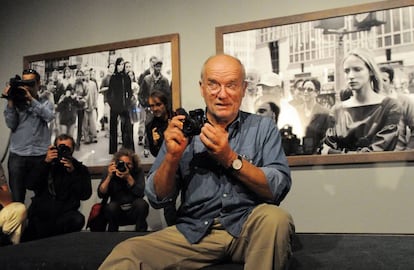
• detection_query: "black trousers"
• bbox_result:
[23,210,85,241]
[109,109,134,154]
[8,153,46,203]
[103,198,149,232]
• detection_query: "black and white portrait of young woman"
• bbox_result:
[221,4,414,157]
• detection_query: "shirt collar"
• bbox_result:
[227,111,241,139]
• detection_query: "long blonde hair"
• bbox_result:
[343,47,383,93]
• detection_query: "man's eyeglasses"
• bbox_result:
[204,80,240,94]
[149,102,163,108]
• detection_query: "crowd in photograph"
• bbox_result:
[0,54,173,246]
[35,55,171,155]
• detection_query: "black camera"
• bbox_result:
[56,144,72,160]
[176,108,206,137]
[280,125,301,156]
[2,75,36,110]
[116,160,127,172]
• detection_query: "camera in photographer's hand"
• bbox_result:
[115,160,127,173]
[1,75,35,110]
[175,108,206,137]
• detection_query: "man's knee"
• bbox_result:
[253,204,294,230]
[14,203,27,222]
[132,199,149,214]
[73,212,86,230]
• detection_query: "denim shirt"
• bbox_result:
[4,98,54,156]
[145,111,291,244]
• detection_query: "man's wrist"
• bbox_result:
[228,153,243,171]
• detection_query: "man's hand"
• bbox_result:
[107,162,116,178]
[21,86,34,101]
[45,145,75,172]
[2,85,14,107]
[45,145,59,163]
[60,157,74,173]
[152,127,160,144]
[153,115,188,199]
[199,123,236,168]
[163,115,188,159]
[2,85,10,97]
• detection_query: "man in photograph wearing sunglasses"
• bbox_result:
[3,69,55,203]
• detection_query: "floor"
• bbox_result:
[2,232,414,270]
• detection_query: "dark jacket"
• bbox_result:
[29,158,92,216]
[107,72,132,112]
[98,168,145,205]
[145,116,169,157]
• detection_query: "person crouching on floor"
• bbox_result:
[97,148,149,232]
[0,163,26,245]
[23,134,92,241]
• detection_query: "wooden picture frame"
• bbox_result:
[24,33,180,173]
[216,0,414,167]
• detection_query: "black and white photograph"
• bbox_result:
[217,1,414,165]
[24,34,180,167]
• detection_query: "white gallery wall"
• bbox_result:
[1,0,413,233]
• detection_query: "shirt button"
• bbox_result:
[204,221,209,225]
[223,193,228,198]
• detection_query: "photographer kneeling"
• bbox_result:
[98,148,149,232]
[23,134,92,241]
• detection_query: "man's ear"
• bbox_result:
[199,81,205,98]
[241,81,247,98]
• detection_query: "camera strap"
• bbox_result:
[1,134,10,164]
[47,172,56,198]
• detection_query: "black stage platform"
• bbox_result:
[1,232,413,270]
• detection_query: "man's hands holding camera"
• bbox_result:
[45,145,74,172]
[164,114,189,159]
[165,113,235,169]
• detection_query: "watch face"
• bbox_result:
[232,157,243,170]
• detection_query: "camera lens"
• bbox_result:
[57,144,72,160]
[116,160,127,172]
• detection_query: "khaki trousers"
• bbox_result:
[99,203,294,270]
[0,202,27,244]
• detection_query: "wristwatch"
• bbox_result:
[230,154,243,171]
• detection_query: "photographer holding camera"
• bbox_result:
[97,148,149,232]
[23,134,92,241]
[100,54,294,270]
[3,69,55,203]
